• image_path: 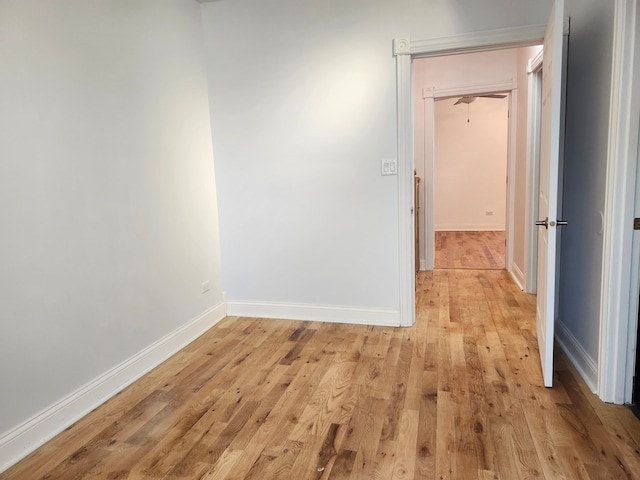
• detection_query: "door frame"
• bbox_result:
[524,49,544,294]
[395,0,640,405]
[599,0,640,404]
[394,24,548,327]
[421,82,516,273]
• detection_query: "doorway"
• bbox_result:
[412,46,542,285]
[396,7,565,389]
[394,26,550,328]
[433,94,509,270]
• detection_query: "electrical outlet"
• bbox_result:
[485,211,494,216]
[201,280,210,293]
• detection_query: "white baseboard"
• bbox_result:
[420,259,427,271]
[0,301,227,474]
[226,301,400,327]
[435,225,506,232]
[555,319,598,392]
[510,263,525,291]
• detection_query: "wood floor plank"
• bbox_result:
[436,231,506,270]
[3,270,640,480]
[347,397,387,480]
[327,449,357,479]
[259,439,303,479]
[198,448,243,480]
[415,370,437,478]
[435,390,457,480]
[391,409,419,479]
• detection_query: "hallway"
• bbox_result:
[435,231,506,270]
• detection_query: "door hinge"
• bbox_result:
[634,218,640,230]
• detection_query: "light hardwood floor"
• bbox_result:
[435,231,505,270]
[2,270,640,479]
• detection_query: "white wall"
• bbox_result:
[201,1,552,319]
[557,0,616,380]
[0,0,224,460]
[433,97,509,231]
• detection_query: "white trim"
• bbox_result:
[511,263,526,291]
[0,301,227,474]
[599,0,640,404]
[424,95,436,270]
[556,320,598,392]
[435,225,506,232]
[396,50,415,327]
[409,25,547,57]
[431,80,515,99]
[528,48,544,73]
[226,301,400,327]
[622,0,640,404]
[525,65,543,294]
[626,2,640,404]
[393,38,411,55]
[506,91,517,276]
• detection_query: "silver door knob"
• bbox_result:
[536,217,549,229]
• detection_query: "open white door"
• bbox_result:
[536,0,567,388]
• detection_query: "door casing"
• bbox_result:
[393,24,548,327]
[420,82,516,275]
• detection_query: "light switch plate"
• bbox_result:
[381,158,397,176]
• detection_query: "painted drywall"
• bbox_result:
[558,0,615,367]
[0,0,223,440]
[201,0,553,312]
[433,97,509,231]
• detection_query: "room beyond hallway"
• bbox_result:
[435,231,505,270]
